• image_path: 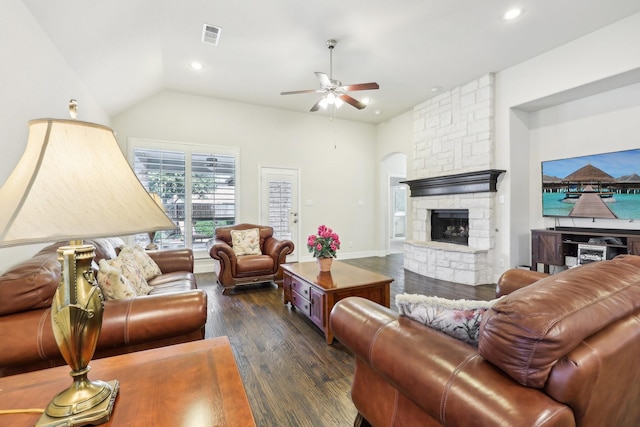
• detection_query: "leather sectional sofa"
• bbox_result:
[0,238,208,377]
[330,255,640,427]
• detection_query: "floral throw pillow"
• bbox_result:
[120,245,162,280]
[395,294,501,347]
[106,251,153,296]
[230,228,262,256]
[96,259,137,300]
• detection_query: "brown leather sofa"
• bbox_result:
[0,238,208,377]
[207,223,294,293]
[330,255,640,427]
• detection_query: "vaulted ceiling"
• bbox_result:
[21,0,640,124]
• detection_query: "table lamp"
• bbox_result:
[0,105,176,426]
[146,192,166,250]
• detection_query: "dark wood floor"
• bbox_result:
[199,254,496,427]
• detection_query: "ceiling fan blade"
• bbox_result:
[315,72,332,87]
[341,82,379,92]
[281,89,323,95]
[310,98,324,112]
[339,94,366,110]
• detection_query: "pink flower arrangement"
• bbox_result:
[307,225,341,259]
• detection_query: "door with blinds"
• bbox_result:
[260,167,299,263]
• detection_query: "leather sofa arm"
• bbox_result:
[99,289,207,346]
[207,239,237,261]
[330,297,574,426]
[496,269,549,297]
[263,237,295,261]
[147,248,194,273]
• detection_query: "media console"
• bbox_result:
[531,227,640,272]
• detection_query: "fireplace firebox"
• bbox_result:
[431,209,469,245]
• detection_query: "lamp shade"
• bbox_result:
[149,192,167,212]
[0,119,176,247]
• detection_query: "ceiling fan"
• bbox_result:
[280,39,379,112]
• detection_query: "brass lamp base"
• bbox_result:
[41,243,118,427]
[36,380,119,427]
[146,231,158,250]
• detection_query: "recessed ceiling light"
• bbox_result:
[189,61,204,70]
[374,110,381,115]
[361,98,371,105]
[503,8,522,20]
[431,86,443,93]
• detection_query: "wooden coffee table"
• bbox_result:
[0,337,255,427]
[282,261,393,344]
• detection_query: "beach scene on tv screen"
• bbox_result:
[542,148,640,219]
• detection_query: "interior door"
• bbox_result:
[392,185,407,238]
[260,167,299,262]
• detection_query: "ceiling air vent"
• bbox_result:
[202,24,221,46]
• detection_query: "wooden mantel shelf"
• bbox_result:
[402,169,506,197]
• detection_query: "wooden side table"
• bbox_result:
[282,261,393,344]
[0,337,255,427]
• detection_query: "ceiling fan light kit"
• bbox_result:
[281,39,379,113]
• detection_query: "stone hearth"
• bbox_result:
[404,240,488,285]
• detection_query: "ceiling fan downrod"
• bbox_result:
[326,39,337,81]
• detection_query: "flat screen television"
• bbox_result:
[541,148,640,220]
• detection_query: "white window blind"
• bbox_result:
[130,142,237,250]
[268,180,292,240]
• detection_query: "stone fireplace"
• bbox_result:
[403,169,503,285]
[403,74,502,286]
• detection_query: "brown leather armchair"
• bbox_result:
[207,223,294,293]
[331,255,640,427]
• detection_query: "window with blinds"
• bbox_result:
[131,144,236,250]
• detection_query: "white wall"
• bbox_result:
[0,0,109,273]
[376,111,413,247]
[495,12,640,274]
[111,90,379,263]
[528,81,640,227]
[376,110,413,162]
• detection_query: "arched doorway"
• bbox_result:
[381,152,407,254]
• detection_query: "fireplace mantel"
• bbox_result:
[402,169,505,197]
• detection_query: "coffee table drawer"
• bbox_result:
[291,276,311,299]
[291,291,311,315]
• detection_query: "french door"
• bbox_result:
[260,167,299,262]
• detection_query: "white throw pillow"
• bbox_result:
[120,245,162,280]
[97,259,137,300]
[230,228,262,256]
[106,251,153,296]
[396,294,501,347]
